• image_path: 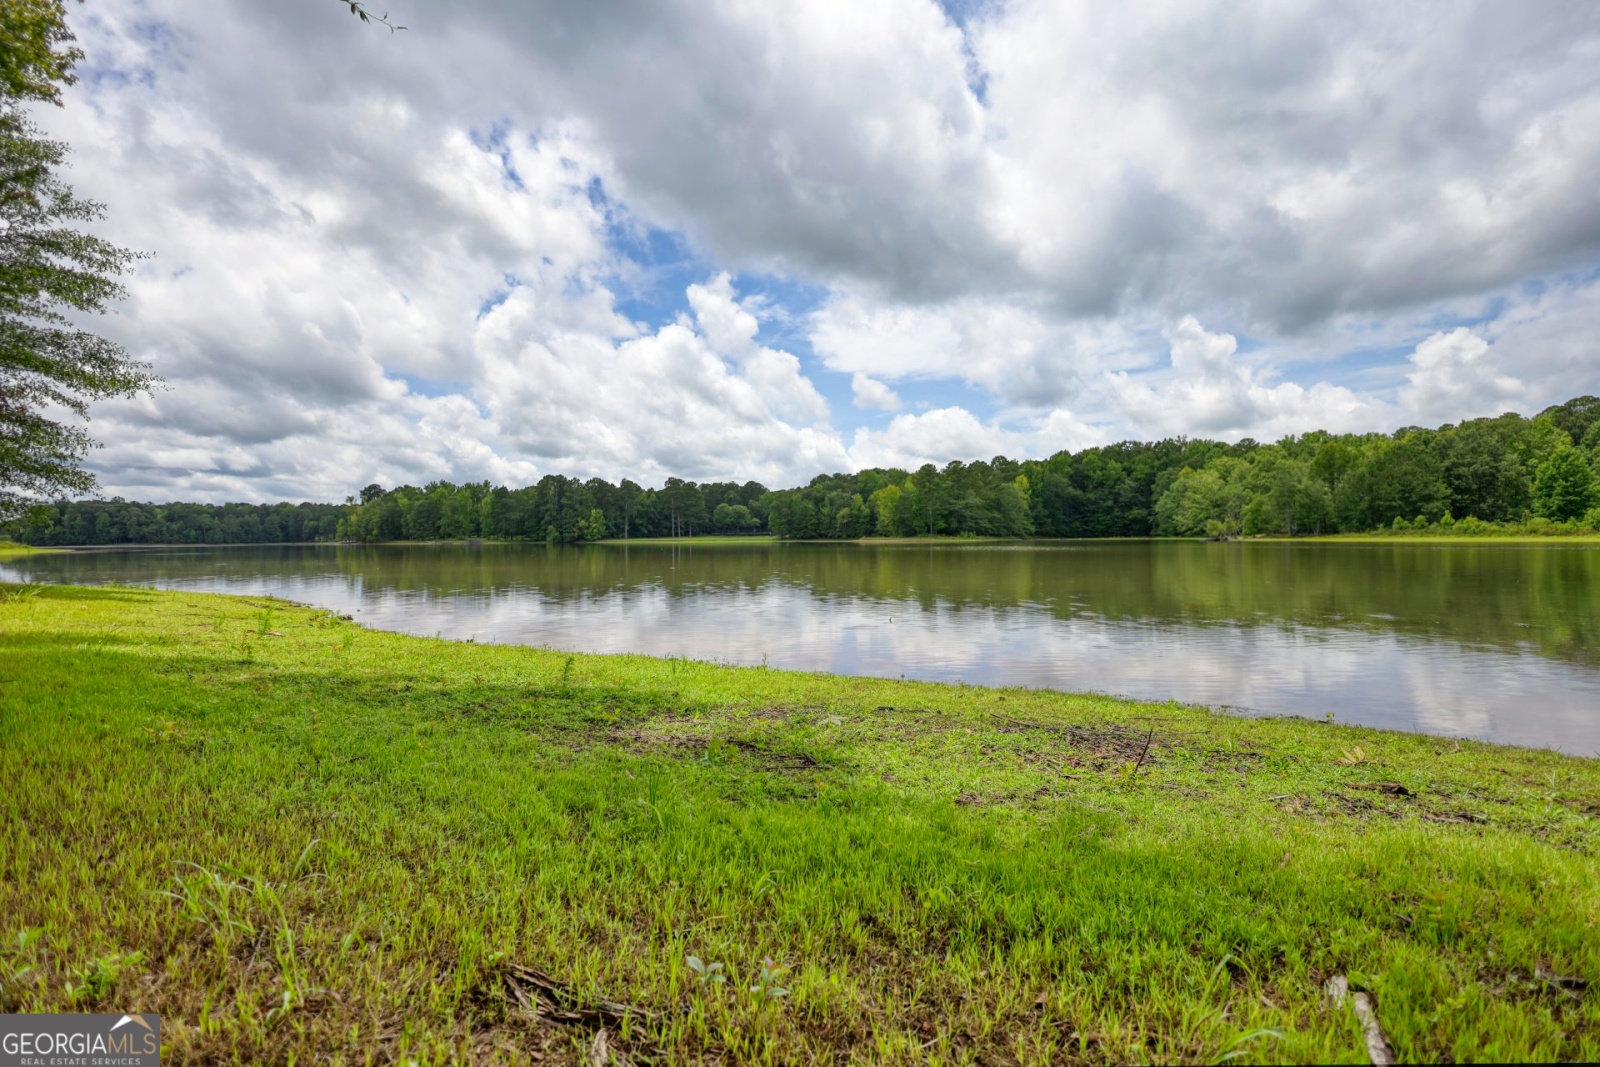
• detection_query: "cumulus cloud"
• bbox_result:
[850,373,901,411]
[848,408,1026,470]
[1400,328,1526,423]
[685,274,830,425]
[1470,278,1600,413]
[474,277,847,485]
[1106,317,1375,440]
[810,293,1095,406]
[846,406,1106,470]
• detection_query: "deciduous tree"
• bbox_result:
[1,1,155,517]
[1532,444,1598,522]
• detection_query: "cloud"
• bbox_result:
[1105,317,1375,439]
[86,267,852,500]
[846,406,1106,470]
[685,273,830,425]
[1400,328,1526,423]
[974,1,1600,326]
[810,293,1095,406]
[474,277,848,485]
[848,408,1022,470]
[850,373,901,411]
[1473,278,1600,412]
[507,0,1014,300]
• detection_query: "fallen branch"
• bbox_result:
[1325,976,1394,1065]
[1130,726,1155,776]
[503,963,651,1028]
[1535,965,1589,996]
[726,738,819,768]
[990,712,1050,731]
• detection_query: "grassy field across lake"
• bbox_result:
[0,541,62,560]
[1254,533,1600,546]
[2,585,1598,1064]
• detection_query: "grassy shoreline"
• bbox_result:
[595,535,780,545]
[0,541,65,560]
[1250,533,1600,546]
[2,585,1599,1063]
[9,531,1600,554]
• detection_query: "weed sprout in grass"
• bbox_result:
[686,955,726,988]
[748,958,790,1004]
[0,928,44,1010]
[65,952,144,1006]
[157,864,258,948]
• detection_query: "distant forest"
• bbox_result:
[8,396,1599,546]
[8,501,345,547]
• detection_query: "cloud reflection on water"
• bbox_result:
[5,542,1598,755]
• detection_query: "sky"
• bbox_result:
[38,0,1600,502]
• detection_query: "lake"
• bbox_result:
[6,539,1598,754]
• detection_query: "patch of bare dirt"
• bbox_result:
[954,784,1074,808]
[1327,792,1404,819]
[989,715,1167,768]
[609,729,819,770]
[1354,781,1416,798]
[1420,810,1488,826]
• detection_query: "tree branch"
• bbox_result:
[336,1,406,32]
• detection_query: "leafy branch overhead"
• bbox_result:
[336,1,406,32]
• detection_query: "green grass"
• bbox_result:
[1259,533,1600,546]
[596,535,779,545]
[2,585,1598,1064]
[0,541,64,560]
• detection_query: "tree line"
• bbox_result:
[6,396,1598,546]
[9,500,345,546]
[334,477,772,543]
[765,396,1600,539]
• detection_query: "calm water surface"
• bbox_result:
[7,540,1599,753]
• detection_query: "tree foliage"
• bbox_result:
[1532,444,1598,522]
[9,396,1600,546]
[335,0,405,32]
[761,400,1600,541]
[333,477,772,544]
[0,0,82,105]
[10,499,344,545]
[0,0,154,518]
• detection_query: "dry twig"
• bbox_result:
[1325,975,1394,1065]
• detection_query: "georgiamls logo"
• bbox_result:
[1,1012,161,1065]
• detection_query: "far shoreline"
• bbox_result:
[9,530,1600,552]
